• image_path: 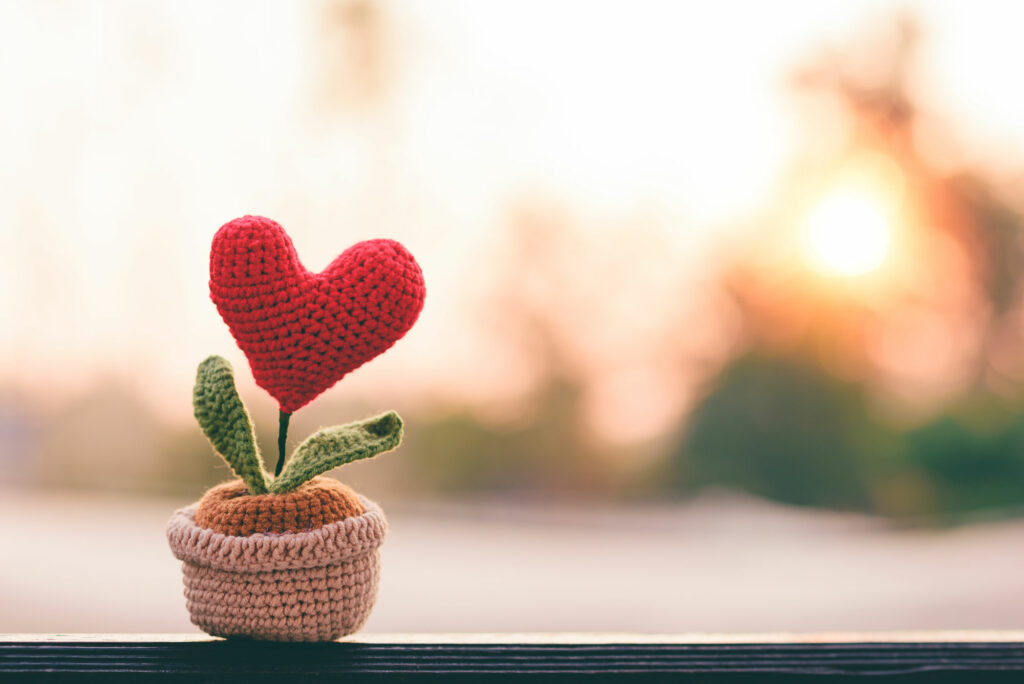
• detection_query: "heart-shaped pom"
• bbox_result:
[209,215,425,413]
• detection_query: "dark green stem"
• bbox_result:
[275,410,291,477]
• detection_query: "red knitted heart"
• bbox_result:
[209,215,425,413]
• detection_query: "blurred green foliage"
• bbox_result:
[403,376,612,496]
[671,352,1024,521]
[6,12,1024,528]
[673,353,886,511]
[905,400,1024,517]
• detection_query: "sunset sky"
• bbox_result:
[1,0,1022,436]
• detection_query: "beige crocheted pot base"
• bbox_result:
[166,495,386,642]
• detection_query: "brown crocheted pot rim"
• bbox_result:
[167,495,387,572]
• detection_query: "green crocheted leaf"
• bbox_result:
[193,355,269,495]
[270,411,404,493]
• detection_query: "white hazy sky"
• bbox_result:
[0,0,1022,424]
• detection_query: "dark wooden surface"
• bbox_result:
[4,633,1024,681]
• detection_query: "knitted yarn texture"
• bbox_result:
[167,493,387,642]
[209,215,426,413]
[271,411,403,494]
[193,356,268,494]
[195,477,364,536]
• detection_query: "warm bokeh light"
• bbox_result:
[804,190,892,277]
[5,0,1024,639]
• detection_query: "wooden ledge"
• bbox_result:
[3,633,1024,681]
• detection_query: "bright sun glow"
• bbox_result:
[805,190,892,277]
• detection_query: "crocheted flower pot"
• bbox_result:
[166,477,387,642]
[167,217,422,641]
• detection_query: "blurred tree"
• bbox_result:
[676,353,880,510]
[34,378,219,496]
[405,375,596,495]
[905,397,1024,518]
[789,15,1024,391]
[672,14,1024,521]
[401,204,616,497]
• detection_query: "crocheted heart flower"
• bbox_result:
[209,215,425,413]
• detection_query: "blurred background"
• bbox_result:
[3,0,1024,634]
